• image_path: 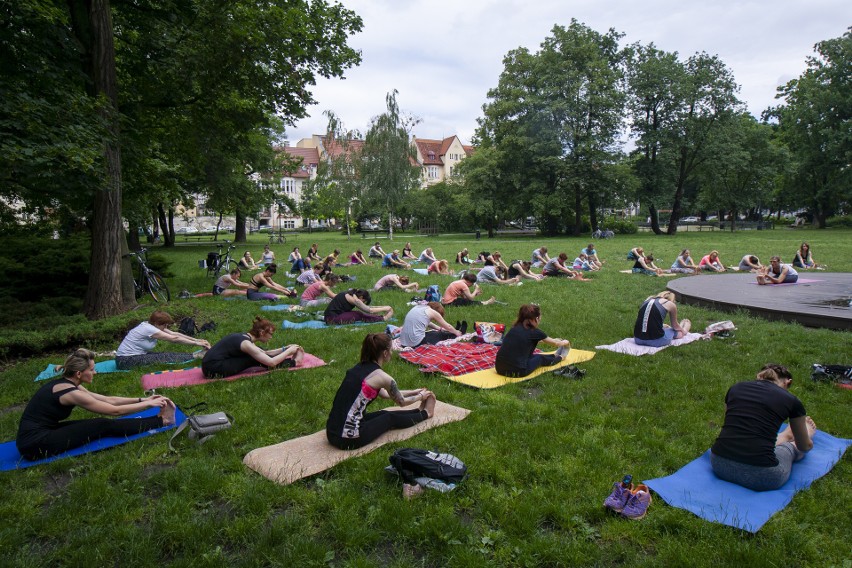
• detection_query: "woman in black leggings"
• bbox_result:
[16,349,176,460]
[326,333,436,450]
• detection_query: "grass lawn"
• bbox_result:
[1,228,850,567]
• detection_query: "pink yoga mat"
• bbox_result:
[140,353,326,390]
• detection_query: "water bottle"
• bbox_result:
[621,474,633,488]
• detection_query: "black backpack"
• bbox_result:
[389,448,467,484]
[178,317,198,336]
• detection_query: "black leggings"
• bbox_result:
[202,354,266,379]
[327,409,428,450]
[445,298,481,307]
[17,416,164,460]
[418,330,457,345]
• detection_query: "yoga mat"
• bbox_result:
[413,268,429,276]
[444,349,596,389]
[260,304,304,312]
[0,406,186,471]
[595,333,707,356]
[140,353,326,390]
[243,401,471,485]
[645,429,852,532]
[747,278,822,286]
[35,360,127,382]
[280,319,393,330]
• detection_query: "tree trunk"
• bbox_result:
[68,0,130,319]
[572,186,583,236]
[387,210,394,241]
[157,203,174,246]
[214,212,223,241]
[730,209,737,232]
[649,204,662,235]
[588,197,599,233]
[235,210,247,242]
[127,222,141,250]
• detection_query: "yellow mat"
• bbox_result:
[443,349,596,389]
[243,401,471,485]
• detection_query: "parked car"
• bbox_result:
[679,216,700,223]
[175,226,198,234]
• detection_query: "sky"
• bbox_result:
[284,0,851,146]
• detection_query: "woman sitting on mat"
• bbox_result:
[419,247,437,264]
[326,333,436,451]
[710,363,816,491]
[374,273,420,293]
[508,259,543,281]
[699,250,726,272]
[495,304,571,377]
[543,253,591,280]
[738,254,763,272]
[115,311,210,370]
[531,246,550,267]
[349,249,369,265]
[368,242,385,259]
[670,249,700,274]
[324,289,394,325]
[17,349,177,460]
[382,250,411,270]
[247,264,296,301]
[400,302,463,347]
[307,243,321,262]
[301,274,340,307]
[756,256,799,285]
[633,291,691,347]
[401,242,416,260]
[427,259,451,275]
[455,248,472,265]
[260,244,275,266]
[476,259,520,285]
[633,253,665,276]
[793,242,818,269]
[238,251,259,270]
[201,316,304,379]
[212,268,251,297]
[441,272,496,307]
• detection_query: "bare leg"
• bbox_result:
[420,391,437,418]
[482,296,496,305]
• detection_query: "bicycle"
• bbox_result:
[593,228,615,239]
[126,248,170,303]
[268,231,286,245]
[207,240,238,278]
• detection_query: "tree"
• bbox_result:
[360,91,421,240]
[768,28,851,227]
[628,45,741,234]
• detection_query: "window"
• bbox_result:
[428,166,439,180]
[283,220,295,229]
[280,178,296,194]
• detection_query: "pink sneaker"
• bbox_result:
[603,481,633,513]
[621,484,652,520]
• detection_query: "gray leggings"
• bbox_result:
[710,442,798,491]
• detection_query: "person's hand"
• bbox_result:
[198,340,211,349]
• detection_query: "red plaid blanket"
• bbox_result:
[398,343,499,376]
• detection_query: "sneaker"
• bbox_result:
[459,321,468,335]
[402,483,423,500]
[621,484,652,520]
[603,481,633,513]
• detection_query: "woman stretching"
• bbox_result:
[633,254,665,276]
[324,289,394,325]
[427,259,451,275]
[738,255,763,272]
[201,317,304,379]
[373,273,420,293]
[670,249,699,274]
[349,249,369,265]
[495,304,571,377]
[326,333,436,450]
[419,247,437,264]
[247,264,296,301]
[400,302,462,347]
[401,242,416,260]
[757,256,799,285]
[508,260,543,281]
[212,268,251,297]
[16,349,177,460]
[300,275,340,307]
[116,311,210,369]
[633,291,691,347]
[699,250,726,272]
[711,363,816,491]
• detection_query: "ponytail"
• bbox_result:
[360,333,391,364]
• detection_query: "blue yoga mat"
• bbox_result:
[35,360,126,382]
[645,429,852,532]
[0,407,187,471]
[413,268,429,276]
[280,318,394,330]
[260,304,303,312]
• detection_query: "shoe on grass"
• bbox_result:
[402,483,423,500]
[621,484,652,520]
[603,481,633,513]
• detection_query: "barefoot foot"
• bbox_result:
[159,400,177,426]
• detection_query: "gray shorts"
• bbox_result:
[710,442,797,491]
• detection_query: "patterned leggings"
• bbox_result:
[116,352,193,370]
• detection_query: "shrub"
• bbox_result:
[826,215,852,228]
[600,216,638,234]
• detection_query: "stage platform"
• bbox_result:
[667,273,852,330]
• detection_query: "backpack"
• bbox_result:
[475,321,505,344]
[178,317,198,336]
[424,285,441,303]
[198,321,218,333]
[389,448,467,485]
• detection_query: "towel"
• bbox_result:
[0,407,186,471]
[243,401,471,485]
[595,333,707,356]
[444,349,596,389]
[140,353,326,390]
[645,429,852,532]
[36,360,127,382]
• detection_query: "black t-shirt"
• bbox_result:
[202,333,250,368]
[711,380,806,467]
[634,299,665,340]
[324,291,355,320]
[17,378,78,448]
[495,325,547,373]
[326,362,380,439]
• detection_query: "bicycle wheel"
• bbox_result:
[146,271,170,302]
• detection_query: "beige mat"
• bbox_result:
[243,401,471,485]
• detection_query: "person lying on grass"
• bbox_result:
[633,291,691,347]
[428,259,451,275]
[441,272,496,307]
[508,259,544,281]
[247,264,296,301]
[116,310,210,370]
[201,316,304,379]
[632,253,665,276]
[400,302,464,347]
[326,332,436,451]
[212,268,252,297]
[710,363,816,491]
[476,259,520,285]
[495,304,571,377]
[300,274,341,307]
[17,348,177,460]
[324,289,394,324]
[756,256,799,285]
[670,249,700,274]
[373,273,420,293]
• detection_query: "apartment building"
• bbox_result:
[412,135,474,188]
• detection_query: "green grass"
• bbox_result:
[1,228,850,567]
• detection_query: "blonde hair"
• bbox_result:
[61,349,95,378]
[647,291,675,302]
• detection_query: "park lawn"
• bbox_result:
[0,228,850,567]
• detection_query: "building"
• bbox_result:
[256,145,319,230]
[412,135,474,188]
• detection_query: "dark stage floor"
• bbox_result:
[667,272,852,330]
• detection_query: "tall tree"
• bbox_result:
[768,28,851,227]
[360,91,421,240]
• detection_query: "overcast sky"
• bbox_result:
[284,1,850,146]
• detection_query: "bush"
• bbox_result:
[826,215,852,228]
[600,216,638,234]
